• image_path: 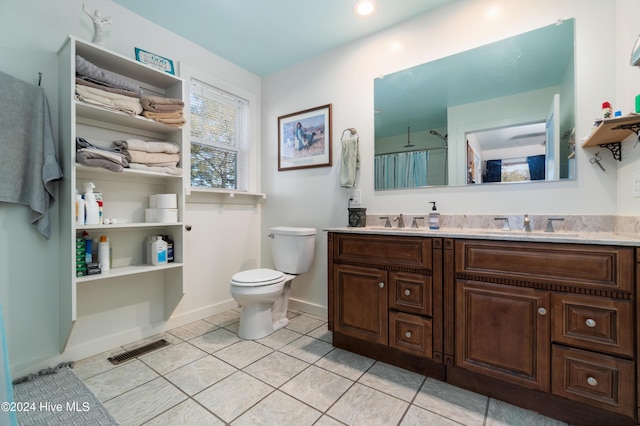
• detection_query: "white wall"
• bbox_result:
[615,0,640,214]
[261,0,625,314]
[0,0,262,377]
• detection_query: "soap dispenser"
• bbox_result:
[429,201,440,230]
[84,182,100,225]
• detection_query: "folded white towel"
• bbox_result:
[340,135,360,188]
[114,139,180,154]
[75,84,143,116]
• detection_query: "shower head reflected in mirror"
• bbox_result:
[429,129,448,145]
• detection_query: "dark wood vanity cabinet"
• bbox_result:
[328,232,444,377]
[452,239,637,424]
[328,232,640,425]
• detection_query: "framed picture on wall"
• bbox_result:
[278,104,332,171]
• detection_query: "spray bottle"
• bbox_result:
[84,182,100,225]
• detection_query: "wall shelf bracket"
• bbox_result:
[599,142,622,161]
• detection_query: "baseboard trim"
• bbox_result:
[288,298,327,319]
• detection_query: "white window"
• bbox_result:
[189,79,249,190]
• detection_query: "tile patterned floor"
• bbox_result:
[74,308,568,425]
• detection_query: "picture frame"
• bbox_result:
[278,104,332,171]
[134,47,175,75]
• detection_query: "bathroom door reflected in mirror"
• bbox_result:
[374,18,575,190]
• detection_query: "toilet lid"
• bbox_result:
[231,268,285,287]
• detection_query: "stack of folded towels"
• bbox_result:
[75,55,185,128]
[113,139,182,175]
[75,55,143,115]
[140,95,185,127]
[76,137,128,172]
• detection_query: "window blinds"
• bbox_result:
[190,79,249,191]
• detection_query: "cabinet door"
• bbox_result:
[333,264,388,345]
[455,280,551,391]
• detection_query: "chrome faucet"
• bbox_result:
[379,216,391,228]
[545,217,565,232]
[394,214,405,228]
[411,216,424,228]
[523,214,532,232]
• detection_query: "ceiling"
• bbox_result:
[111,0,460,76]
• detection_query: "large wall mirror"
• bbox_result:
[374,19,575,190]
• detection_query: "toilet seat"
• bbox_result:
[231,268,285,287]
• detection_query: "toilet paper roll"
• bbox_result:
[149,194,157,208]
[157,208,178,223]
[156,194,177,209]
[145,208,157,223]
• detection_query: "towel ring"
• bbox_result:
[341,128,358,140]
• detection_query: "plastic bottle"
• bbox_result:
[96,194,103,224]
[151,236,168,265]
[84,182,100,225]
[429,201,440,230]
[163,235,174,263]
[602,102,613,119]
[75,193,85,225]
[98,235,110,271]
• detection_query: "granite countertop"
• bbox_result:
[325,214,640,246]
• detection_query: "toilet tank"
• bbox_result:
[270,226,316,274]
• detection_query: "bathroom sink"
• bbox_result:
[479,230,580,238]
[366,227,422,231]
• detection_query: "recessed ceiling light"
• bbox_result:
[353,0,377,17]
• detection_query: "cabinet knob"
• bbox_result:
[585,318,596,328]
[587,377,598,386]
[537,307,547,316]
[405,331,412,338]
[404,289,411,296]
[379,282,385,288]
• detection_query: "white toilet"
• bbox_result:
[230,226,316,340]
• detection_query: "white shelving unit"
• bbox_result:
[57,36,186,351]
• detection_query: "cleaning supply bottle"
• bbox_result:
[84,182,100,225]
[429,201,440,230]
[75,192,85,225]
[98,235,110,271]
[602,102,613,119]
[151,236,168,265]
[163,235,174,263]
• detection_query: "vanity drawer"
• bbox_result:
[389,271,432,316]
[552,293,633,357]
[455,240,633,292]
[389,311,432,358]
[333,233,432,269]
[552,345,634,417]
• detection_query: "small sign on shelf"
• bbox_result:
[134,48,175,75]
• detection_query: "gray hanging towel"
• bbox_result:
[0,71,63,239]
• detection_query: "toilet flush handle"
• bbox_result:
[268,233,274,239]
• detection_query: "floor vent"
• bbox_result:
[107,339,170,365]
